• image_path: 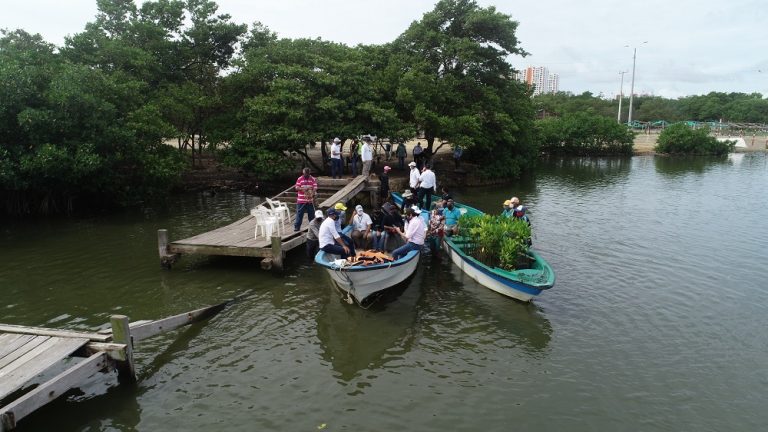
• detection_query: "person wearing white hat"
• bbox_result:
[330,137,342,179]
[305,209,325,258]
[400,189,418,211]
[408,161,420,191]
[349,204,373,249]
[361,136,373,177]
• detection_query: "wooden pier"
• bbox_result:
[159,175,377,270]
[0,303,229,431]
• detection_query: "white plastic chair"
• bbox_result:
[251,206,281,238]
[265,197,291,224]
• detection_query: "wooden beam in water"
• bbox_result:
[109,315,135,384]
[0,353,108,432]
[129,301,229,343]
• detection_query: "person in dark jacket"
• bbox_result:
[379,165,391,206]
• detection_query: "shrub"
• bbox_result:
[459,214,531,270]
[536,112,636,155]
[655,123,734,155]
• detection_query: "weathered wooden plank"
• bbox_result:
[0,337,49,370]
[0,335,34,361]
[281,234,307,253]
[130,301,229,343]
[168,244,273,258]
[84,342,128,361]
[0,324,110,342]
[96,320,152,335]
[0,352,108,432]
[0,337,88,401]
[318,176,367,209]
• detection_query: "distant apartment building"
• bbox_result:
[515,66,559,96]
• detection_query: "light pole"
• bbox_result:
[626,41,648,125]
[617,71,627,123]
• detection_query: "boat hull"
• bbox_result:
[315,250,420,304]
[443,239,543,302]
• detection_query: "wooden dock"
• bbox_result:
[159,175,376,270]
[0,303,229,431]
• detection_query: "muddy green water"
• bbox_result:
[1,153,767,431]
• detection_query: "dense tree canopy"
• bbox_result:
[3,0,762,215]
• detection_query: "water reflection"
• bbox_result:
[315,268,423,381]
[420,255,552,357]
[537,156,632,189]
[654,154,730,177]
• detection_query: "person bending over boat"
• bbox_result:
[319,209,353,258]
[379,203,404,252]
[333,202,356,251]
[392,207,426,260]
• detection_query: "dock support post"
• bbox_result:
[158,229,179,268]
[110,315,136,384]
[270,235,283,271]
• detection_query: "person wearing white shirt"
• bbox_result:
[319,209,351,258]
[417,166,436,209]
[361,136,373,177]
[408,161,420,190]
[349,204,373,249]
[330,137,342,179]
[392,207,425,259]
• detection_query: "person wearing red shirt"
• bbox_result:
[294,168,318,232]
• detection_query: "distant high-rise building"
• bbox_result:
[516,66,559,95]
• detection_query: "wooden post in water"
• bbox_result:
[157,229,179,268]
[271,235,283,271]
[110,315,136,384]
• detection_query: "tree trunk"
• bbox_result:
[294,148,322,173]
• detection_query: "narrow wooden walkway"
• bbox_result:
[0,303,228,431]
[160,175,375,270]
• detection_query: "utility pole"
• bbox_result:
[627,41,647,125]
[617,71,627,123]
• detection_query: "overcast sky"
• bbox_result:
[2,0,766,98]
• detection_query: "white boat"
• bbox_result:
[314,249,420,305]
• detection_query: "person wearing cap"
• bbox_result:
[319,209,352,258]
[443,199,462,236]
[330,137,342,179]
[305,209,324,258]
[408,161,420,191]
[333,202,356,252]
[416,165,436,210]
[396,141,407,169]
[379,166,391,205]
[361,136,373,177]
[400,189,418,212]
[294,167,318,232]
[349,204,373,249]
[392,207,426,259]
[501,199,513,218]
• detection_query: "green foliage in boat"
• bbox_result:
[459,214,532,270]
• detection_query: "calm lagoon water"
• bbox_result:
[1,153,766,431]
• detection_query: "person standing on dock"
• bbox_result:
[330,137,342,179]
[417,165,436,210]
[379,165,391,205]
[319,209,351,258]
[294,168,318,232]
[396,141,407,169]
[361,136,373,177]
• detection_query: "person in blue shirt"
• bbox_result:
[442,199,462,236]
